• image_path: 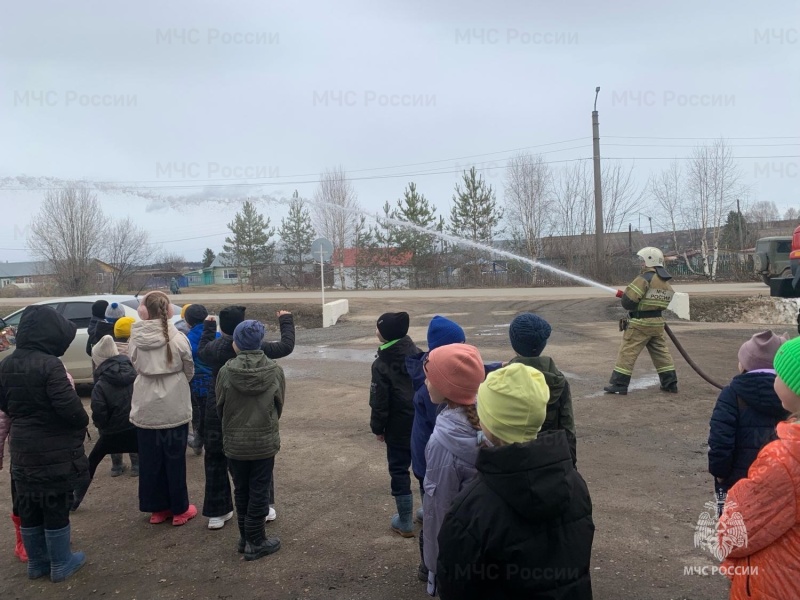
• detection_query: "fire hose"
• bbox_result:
[663,323,724,390]
[613,289,725,390]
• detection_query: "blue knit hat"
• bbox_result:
[104,302,126,323]
[427,315,466,351]
[509,313,552,357]
[233,319,265,351]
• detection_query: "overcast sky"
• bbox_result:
[1,0,798,263]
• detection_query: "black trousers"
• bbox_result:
[228,457,274,543]
[137,425,190,515]
[88,429,139,478]
[17,490,71,529]
[386,443,412,497]
[191,391,208,446]
[10,475,19,517]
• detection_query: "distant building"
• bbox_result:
[183,256,250,286]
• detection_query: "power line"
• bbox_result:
[605,143,800,148]
[605,135,800,140]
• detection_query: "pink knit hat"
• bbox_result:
[738,330,788,372]
[424,344,485,405]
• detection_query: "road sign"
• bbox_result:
[311,238,333,262]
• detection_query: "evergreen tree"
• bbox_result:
[448,167,503,280]
[220,200,276,290]
[449,167,504,244]
[375,200,402,289]
[395,182,438,288]
[202,248,216,268]
[353,215,381,289]
[720,210,748,250]
[278,190,316,285]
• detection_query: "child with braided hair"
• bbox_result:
[421,344,487,596]
[129,291,197,526]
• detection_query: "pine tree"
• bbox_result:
[449,167,503,280]
[278,191,316,285]
[353,215,380,289]
[202,248,216,268]
[374,200,402,289]
[395,182,438,288]
[449,167,504,244]
[220,200,276,290]
[720,210,748,250]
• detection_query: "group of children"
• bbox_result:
[369,310,591,598]
[0,291,292,583]
[707,330,800,598]
[5,293,800,596]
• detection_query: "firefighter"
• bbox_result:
[604,247,678,395]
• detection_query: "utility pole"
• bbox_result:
[592,87,605,281]
[737,198,745,262]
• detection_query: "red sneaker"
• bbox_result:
[149,510,172,524]
[172,504,198,526]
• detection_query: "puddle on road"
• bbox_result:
[283,345,376,363]
[583,374,661,398]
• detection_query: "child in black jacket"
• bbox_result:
[369,311,421,537]
[71,336,139,510]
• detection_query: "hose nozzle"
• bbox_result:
[615,289,624,298]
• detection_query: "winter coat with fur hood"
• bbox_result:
[128,319,194,429]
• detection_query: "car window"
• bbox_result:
[776,240,792,254]
[62,302,93,329]
[2,303,58,328]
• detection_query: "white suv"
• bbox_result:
[0,295,182,384]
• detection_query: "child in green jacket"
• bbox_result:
[217,320,285,561]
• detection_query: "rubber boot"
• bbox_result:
[659,370,678,393]
[71,478,91,512]
[603,372,631,395]
[390,494,415,538]
[129,453,139,477]
[44,524,86,583]
[244,516,280,561]
[110,454,125,477]
[19,526,49,579]
[11,514,28,562]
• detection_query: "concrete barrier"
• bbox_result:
[323,299,349,328]
[668,292,690,320]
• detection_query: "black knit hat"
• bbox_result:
[509,313,552,357]
[91,300,109,318]
[377,312,410,342]
[184,304,209,327]
[219,305,246,335]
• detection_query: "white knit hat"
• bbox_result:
[92,335,119,364]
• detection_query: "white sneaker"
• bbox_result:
[208,511,234,530]
[265,507,276,522]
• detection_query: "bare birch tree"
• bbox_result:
[550,161,593,270]
[601,162,641,238]
[649,160,698,273]
[103,218,153,293]
[687,139,743,279]
[312,166,360,290]
[28,186,108,294]
[503,153,553,258]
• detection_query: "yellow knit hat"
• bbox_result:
[113,316,135,340]
[180,304,192,320]
[477,363,550,444]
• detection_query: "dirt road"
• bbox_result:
[0,293,760,599]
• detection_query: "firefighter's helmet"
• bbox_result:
[636,247,664,267]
